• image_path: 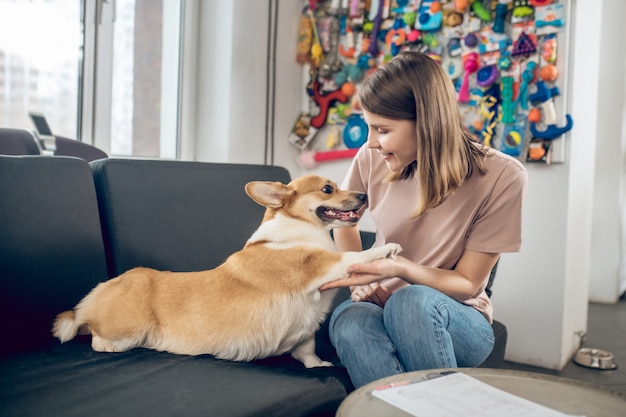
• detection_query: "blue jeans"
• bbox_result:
[329,285,494,388]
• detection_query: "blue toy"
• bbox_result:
[501,121,527,157]
[493,4,508,33]
[529,81,574,140]
[415,0,442,31]
[517,61,537,111]
[343,114,368,148]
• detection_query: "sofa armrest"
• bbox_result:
[0,156,109,355]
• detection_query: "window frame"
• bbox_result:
[80,0,195,160]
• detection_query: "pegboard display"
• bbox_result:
[291,0,573,167]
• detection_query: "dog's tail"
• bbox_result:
[52,310,83,342]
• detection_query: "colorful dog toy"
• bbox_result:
[307,80,350,129]
[529,81,573,140]
[459,52,479,103]
[299,148,359,169]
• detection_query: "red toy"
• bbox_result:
[307,80,349,129]
[299,148,359,169]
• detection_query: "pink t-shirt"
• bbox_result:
[342,145,528,323]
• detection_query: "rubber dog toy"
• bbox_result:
[349,0,361,17]
[512,32,536,58]
[299,148,359,169]
[471,0,491,22]
[458,52,479,103]
[319,16,342,79]
[367,0,384,56]
[527,140,548,161]
[493,4,508,33]
[517,61,537,111]
[501,122,527,157]
[528,108,541,123]
[343,114,368,148]
[529,81,573,139]
[479,83,501,147]
[455,0,469,12]
[443,56,463,80]
[500,76,516,124]
[513,0,533,18]
[530,112,573,140]
[416,0,442,31]
[540,64,558,82]
[333,63,364,88]
[339,26,356,58]
[542,35,557,63]
[307,9,323,67]
[385,20,406,57]
[307,80,349,129]
[296,13,313,64]
[476,65,498,87]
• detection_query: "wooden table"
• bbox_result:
[337,368,626,417]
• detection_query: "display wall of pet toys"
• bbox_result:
[292,0,573,167]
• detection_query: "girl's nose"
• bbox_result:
[367,133,378,148]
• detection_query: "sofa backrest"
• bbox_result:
[90,159,292,277]
[0,128,41,156]
[0,155,110,355]
[54,135,108,162]
[0,127,108,162]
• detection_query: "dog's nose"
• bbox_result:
[356,193,367,203]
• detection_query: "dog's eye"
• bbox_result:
[322,185,333,194]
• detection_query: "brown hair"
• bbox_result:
[358,51,489,217]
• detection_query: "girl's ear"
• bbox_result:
[245,181,293,208]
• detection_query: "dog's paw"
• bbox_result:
[361,243,403,262]
[317,360,334,368]
[300,356,334,368]
[381,243,403,259]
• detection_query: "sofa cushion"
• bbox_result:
[0,155,110,356]
[0,338,347,417]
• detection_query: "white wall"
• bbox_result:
[586,0,626,303]
[192,0,626,370]
[194,1,272,164]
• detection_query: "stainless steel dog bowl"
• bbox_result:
[574,348,617,370]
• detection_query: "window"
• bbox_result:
[0,0,81,139]
[0,0,185,159]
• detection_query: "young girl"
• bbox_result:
[320,51,528,388]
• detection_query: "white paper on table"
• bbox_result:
[371,372,584,417]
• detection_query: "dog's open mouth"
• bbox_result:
[317,207,361,222]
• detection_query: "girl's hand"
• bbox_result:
[320,257,404,291]
[351,283,391,307]
[320,250,501,304]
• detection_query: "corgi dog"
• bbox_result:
[53,175,402,368]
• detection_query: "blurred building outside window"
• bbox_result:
[0,0,182,159]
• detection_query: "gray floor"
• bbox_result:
[500,298,626,394]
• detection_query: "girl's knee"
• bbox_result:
[399,284,441,298]
[329,301,383,346]
[386,285,442,312]
[384,285,452,325]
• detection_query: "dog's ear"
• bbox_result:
[245,181,293,208]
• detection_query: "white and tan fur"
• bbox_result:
[52,175,402,368]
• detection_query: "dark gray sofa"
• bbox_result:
[0,155,506,417]
[0,156,354,417]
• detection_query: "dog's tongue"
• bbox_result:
[323,208,359,220]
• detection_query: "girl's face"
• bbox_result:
[362,109,417,172]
